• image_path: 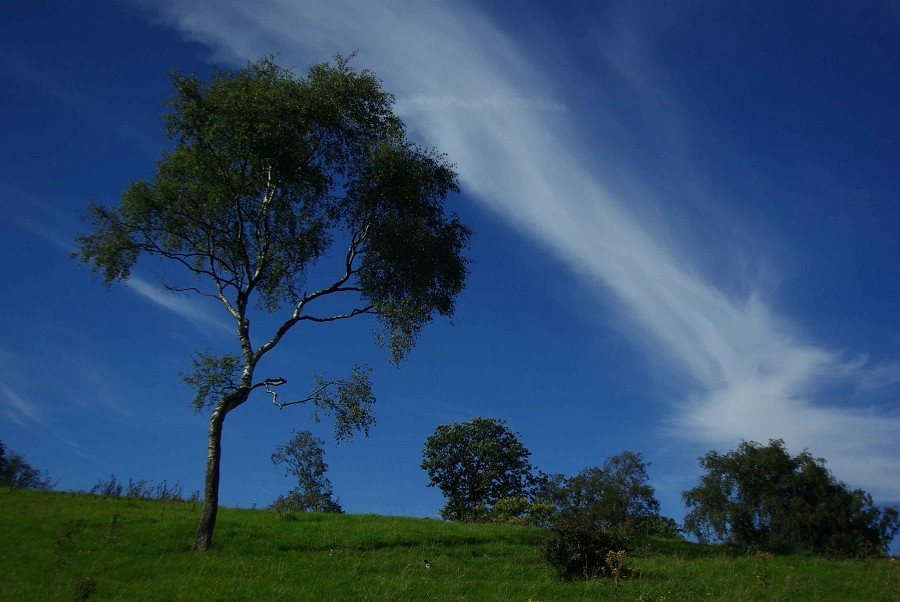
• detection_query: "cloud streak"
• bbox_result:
[126,276,233,336]
[138,0,900,499]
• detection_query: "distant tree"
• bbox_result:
[0,441,54,490]
[75,56,471,550]
[421,417,541,521]
[682,439,900,557]
[538,451,663,534]
[271,430,342,514]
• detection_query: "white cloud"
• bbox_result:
[394,94,566,115]
[0,384,87,453]
[126,276,233,335]
[136,0,900,499]
[1,384,44,425]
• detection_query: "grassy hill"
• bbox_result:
[1,489,896,601]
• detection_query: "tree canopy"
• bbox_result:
[421,417,541,521]
[271,430,342,514]
[0,441,54,490]
[538,451,663,534]
[682,439,899,557]
[75,55,471,550]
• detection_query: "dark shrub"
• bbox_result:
[541,514,628,580]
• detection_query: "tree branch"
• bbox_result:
[253,226,368,362]
[296,306,374,323]
[262,378,340,410]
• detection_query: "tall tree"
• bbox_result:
[682,439,899,557]
[421,417,540,521]
[271,430,342,514]
[75,56,471,550]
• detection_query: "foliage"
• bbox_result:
[270,430,342,514]
[540,512,629,580]
[421,417,541,521]
[2,489,898,601]
[537,451,663,535]
[88,475,189,501]
[181,352,241,414]
[74,55,471,550]
[0,440,54,490]
[682,439,900,557]
[307,366,376,444]
[486,496,556,527]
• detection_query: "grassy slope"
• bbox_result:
[1,489,897,601]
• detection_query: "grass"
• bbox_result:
[1,489,897,601]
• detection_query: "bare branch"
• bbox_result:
[297,306,374,323]
[253,228,368,362]
[163,283,219,299]
[266,379,339,410]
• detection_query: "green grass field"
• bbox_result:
[1,489,897,601]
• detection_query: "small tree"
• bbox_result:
[538,451,662,534]
[271,430,342,514]
[0,441,54,490]
[421,417,540,521]
[75,56,471,550]
[682,439,900,557]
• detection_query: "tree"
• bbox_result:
[0,441,54,490]
[271,430,342,514]
[682,439,899,557]
[75,56,471,550]
[420,417,540,521]
[538,451,662,534]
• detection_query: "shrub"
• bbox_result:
[541,513,628,580]
[487,497,556,527]
[537,452,664,536]
[89,475,188,501]
[270,489,343,516]
[0,441,54,490]
[490,497,530,525]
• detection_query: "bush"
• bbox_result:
[270,489,343,516]
[0,441,54,490]
[536,452,663,536]
[486,497,556,527]
[541,514,629,580]
[89,475,189,501]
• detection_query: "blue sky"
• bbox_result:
[2,0,898,524]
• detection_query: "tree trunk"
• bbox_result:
[193,405,227,551]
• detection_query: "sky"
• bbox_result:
[1,1,898,526]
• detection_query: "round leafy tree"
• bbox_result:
[421,417,540,521]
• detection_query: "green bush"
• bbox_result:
[541,514,628,580]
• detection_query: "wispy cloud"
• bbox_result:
[10,196,233,338]
[1,384,44,425]
[126,276,233,336]
[394,94,566,115]
[138,0,900,499]
[0,384,89,455]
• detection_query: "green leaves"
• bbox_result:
[181,352,242,413]
[270,430,342,514]
[309,365,376,444]
[0,441,54,490]
[75,54,470,364]
[538,452,662,535]
[75,55,471,549]
[682,439,899,557]
[421,417,539,522]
